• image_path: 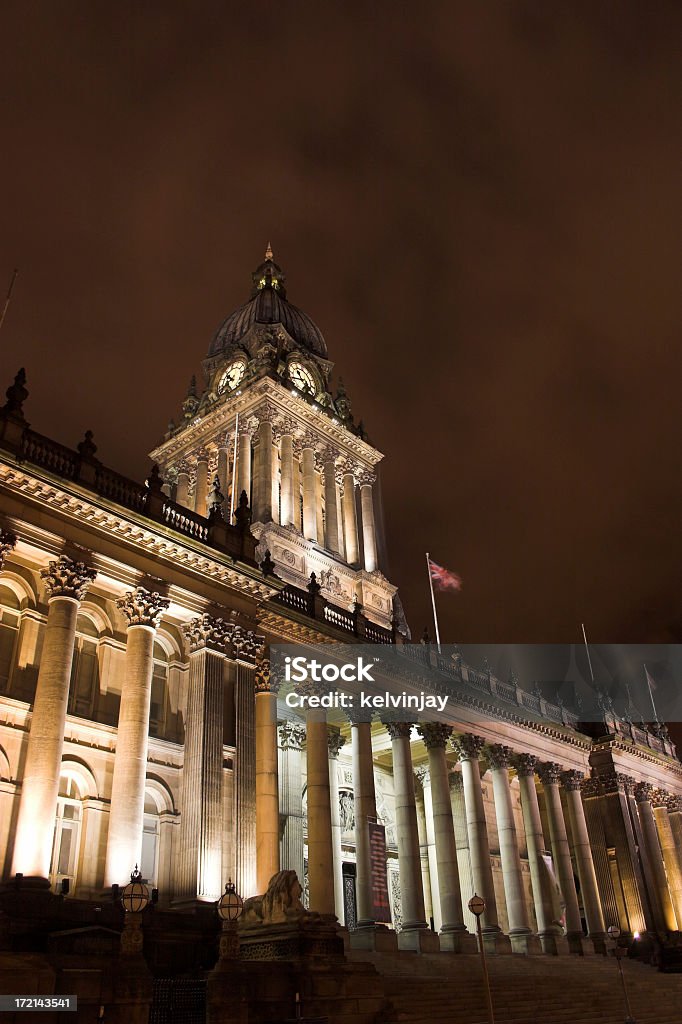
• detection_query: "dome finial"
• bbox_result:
[264,241,273,261]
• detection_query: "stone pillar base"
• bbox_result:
[438,928,478,954]
[567,931,595,955]
[482,928,513,955]
[349,924,399,952]
[398,927,441,952]
[537,930,570,956]
[588,932,608,955]
[509,929,543,955]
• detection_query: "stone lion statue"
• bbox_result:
[241,870,308,925]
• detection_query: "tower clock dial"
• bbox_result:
[288,361,317,396]
[218,359,246,393]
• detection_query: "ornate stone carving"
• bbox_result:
[229,624,264,664]
[384,721,413,740]
[327,728,346,758]
[651,788,669,809]
[487,744,514,770]
[356,468,376,486]
[538,762,563,786]
[414,764,430,787]
[241,870,312,924]
[182,613,230,653]
[255,656,279,694]
[513,753,538,778]
[561,769,584,792]
[452,733,485,761]
[0,528,17,569]
[339,791,355,831]
[448,771,463,791]
[600,769,634,796]
[634,781,653,804]
[417,722,452,749]
[41,555,96,601]
[116,587,169,628]
[580,776,601,799]
[666,795,681,813]
[278,722,306,750]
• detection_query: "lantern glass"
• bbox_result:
[217,880,243,922]
[121,867,151,914]
[607,925,621,941]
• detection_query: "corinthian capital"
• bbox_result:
[634,781,653,804]
[452,733,485,762]
[356,468,376,486]
[560,769,584,792]
[513,754,538,778]
[117,587,169,628]
[384,721,413,741]
[327,728,346,758]
[538,762,563,786]
[41,555,96,601]
[279,722,306,750]
[0,528,17,570]
[417,722,452,750]
[487,744,514,771]
[182,613,230,653]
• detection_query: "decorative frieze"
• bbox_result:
[182,613,230,653]
[417,722,452,749]
[116,586,169,627]
[41,555,97,601]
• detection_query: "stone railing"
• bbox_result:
[272,583,395,646]
[21,430,79,479]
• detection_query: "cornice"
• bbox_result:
[591,737,682,779]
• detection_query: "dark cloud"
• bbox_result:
[1,1,681,646]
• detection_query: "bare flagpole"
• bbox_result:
[644,664,661,725]
[426,552,442,654]
[229,413,239,523]
[0,269,18,335]
[581,623,595,684]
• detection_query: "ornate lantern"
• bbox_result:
[121,866,151,915]
[217,879,243,923]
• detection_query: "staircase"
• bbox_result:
[349,950,682,1024]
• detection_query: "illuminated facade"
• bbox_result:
[0,249,681,966]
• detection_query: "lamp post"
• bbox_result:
[217,879,243,960]
[469,894,495,1024]
[607,925,637,1024]
[120,866,151,956]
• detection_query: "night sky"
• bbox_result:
[1,3,681,645]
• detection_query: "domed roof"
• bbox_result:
[208,246,328,360]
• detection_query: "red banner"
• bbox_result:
[368,821,391,923]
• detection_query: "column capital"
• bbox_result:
[384,721,413,740]
[651,788,669,809]
[486,743,514,770]
[560,769,584,791]
[580,776,601,799]
[182,613,230,653]
[538,761,564,786]
[356,468,376,486]
[513,753,539,778]
[414,764,430,788]
[417,722,452,749]
[0,528,17,569]
[600,768,635,796]
[327,727,346,758]
[452,733,485,761]
[41,555,96,601]
[255,656,279,694]
[228,624,266,664]
[116,586,169,627]
[634,781,654,804]
[666,794,681,813]
[278,721,306,749]
[448,770,464,791]
[347,705,374,725]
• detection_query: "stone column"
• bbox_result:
[217,439,229,505]
[104,588,169,886]
[359,474,377,573]
[487,745,539,954]
[385,723,438,951]
[323,452,340,554]
[562,771,607,950]
[301,445,318,542]
[342,471,359,566]
[635,782,677,932]
[194,450,209,517]
[278,723,306,881]
[306,704,335,915]
[449,771,476,929]
[327,728,345,921]
[653,791,682,929]
[235,426,252,512]
[419,723,475,952]
[175,461,190,507]
[11,556,96,881]
[668,796,682,863]
[452,735,510,952]
[255,655,280,894]
[280,433,295,527]
[538,763,589,954]
[415,767,436,928]
[515,757,568,955]
[253,419,273,523]
[176,614,229,902]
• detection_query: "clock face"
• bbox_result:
[289,361,316,396]
[218,359,246,393]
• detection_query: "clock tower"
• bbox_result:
[149,246,402,633]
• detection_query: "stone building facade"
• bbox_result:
[0,249,681,960]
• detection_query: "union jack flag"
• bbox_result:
[428,558,462,592]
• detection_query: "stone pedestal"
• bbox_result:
[397,927,441,952]
[348,923,398,952]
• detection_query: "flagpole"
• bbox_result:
[644,663,660,724]
[229,413,239,523]
[0,269,18,335]
[426,552,442,654]
[581,623,595,684]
